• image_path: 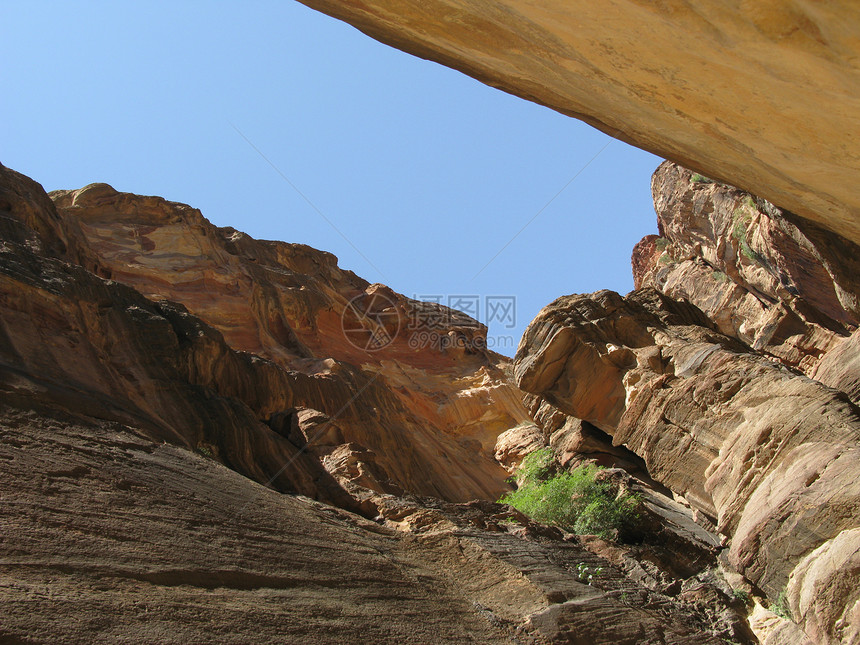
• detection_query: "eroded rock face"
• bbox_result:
[2,399,757,644]
[39,178,531,502]
[298,0,860,245]
[515,288,860,644]
[1,162,763,642]
[634,161,860,400]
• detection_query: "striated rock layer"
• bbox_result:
[28,176,531,503]
[515,287,860,644]
[633,161,860,400]
[299,0,860,245]
[1,162,756,643]
[513,160,860,643]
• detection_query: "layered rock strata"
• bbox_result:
[299,0,860,246]
[515,286,860,644]
[1,170,531,504]
[1,162,759,643]
[2,401,750,644]
[633,161,859,400]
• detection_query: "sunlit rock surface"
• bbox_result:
[46,179,532,502]
[633,162,860,399]
[515,287,860,644]
[1,161,768,643]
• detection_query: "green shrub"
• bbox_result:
[772,589,792,620]
[654,237,670,251]
[691,173,713,184]
[514,447,554,484]
[731,214,765,264]
[499,452,641,541]
[732,589,750,604]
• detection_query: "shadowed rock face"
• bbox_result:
[24,175,531,503]
[2,402,747,645]
[634,161,860,402]
[515,287,860,644]
[298,0,860,246]
[2,164,756,644]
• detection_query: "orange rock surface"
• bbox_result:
[46,181,531,502]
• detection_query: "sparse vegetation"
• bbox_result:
[196,442,215,459]
[712,270,729,283]
[499,448,641,541]
[772,589,792,620]
[654,237,671,251]
[657,252,675,265]
[732,589,750,605]
[574,562,604,585]
[731,209,765,264]
[691,173,714,184]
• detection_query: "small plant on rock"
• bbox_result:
[732,589,750,605]
[574,562,604,585]
[772,589,792,621]
[499,449,641,541]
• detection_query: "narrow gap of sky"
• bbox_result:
[0,1,661,356]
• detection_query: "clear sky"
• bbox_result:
[1,1,661,356]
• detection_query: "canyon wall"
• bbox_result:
[515,165,860,644]
[2,162,756,643]
[299,0,860,246]
[1,163,533,506]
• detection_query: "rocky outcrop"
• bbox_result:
[35,178,531,503]
[298,0,860,246]
[1,161,774,643]
[2,398,756,644]
[634,161,860,401]
[515,288,860,644]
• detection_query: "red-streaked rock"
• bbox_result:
[45,179,531,501]
[515,287,860,644]
[635,162,859,400]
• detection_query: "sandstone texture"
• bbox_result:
[1,401,749,644]
[515,287,860,644]
[299,0,860,245]
[634,161,859,395]
[44,179,531,503]
[514,160,860,644]
[1,162,760,643]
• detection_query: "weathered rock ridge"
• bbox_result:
[31,177,531,504]
[299,0,860,247]
[515,165,860,644]
[1,162,755,643]
[634,161,860,400]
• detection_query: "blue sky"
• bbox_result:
[1,1,661,356]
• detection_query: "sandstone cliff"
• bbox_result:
[514,164,860,644]
[633,161,860,401]
[1,162,756,643]
[298,0,860,247]
[33,178,532,504]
